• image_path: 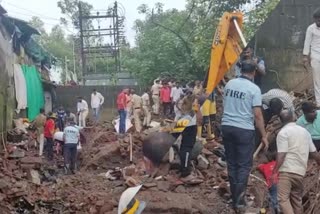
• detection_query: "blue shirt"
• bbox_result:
[63,126,80,144]
[222,77,262,130]
[296,111,320,140]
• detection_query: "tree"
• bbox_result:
[244,0,281,39]
[123,0,281,85]
[29,16,47,36]
[57,0,93,29]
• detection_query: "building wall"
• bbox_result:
[0,19,17,145]
[55,86,142,112]
[256,0,320,92]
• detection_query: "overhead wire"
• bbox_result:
[2,1,80,83]
[3,1,62,21]
[6,11,76,33]
[3,1,76,34]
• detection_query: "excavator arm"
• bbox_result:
[205,12,246,96]
[119,12,247,214]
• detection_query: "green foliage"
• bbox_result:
[29,0,280,86]
[29,17,76,83]
[244,0,281,39]
[57,0,93,29]
[124,0,280,86]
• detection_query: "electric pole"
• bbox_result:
[78,1,125,85]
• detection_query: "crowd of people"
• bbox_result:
[140,8,320,214]
[27,7,320,213]
[32,110,80,175]
[116,78,215,136]
[221,8,320,214]
[30,88,105,175]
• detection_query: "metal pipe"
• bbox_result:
[233,18,247,47]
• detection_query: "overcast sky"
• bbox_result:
[1,0,186,44]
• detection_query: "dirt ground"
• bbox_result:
[0,121,271,214]
[1,99,320,213]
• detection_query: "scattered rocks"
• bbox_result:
[157,181,171,192]
[197,155,209,170]
[28,169,41,185]
[174,185,186,193]
[217,182,230,197]
[84,141,121,169]
[139,191,193,213]
[143,182,157,188]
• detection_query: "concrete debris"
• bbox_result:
[122,164,136,177]
[125,176,141,187]
[139,191,193,213]
[143,182,157,188]
[0,107,319,214]
[8,149,25,159]
[20,156,42,165]
[157,181,171,192]
[103,169,121,181]
[28,169,41,185]
[149,121,161,128]
[197,155,209,170]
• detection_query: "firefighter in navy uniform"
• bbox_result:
[171,93,204,183]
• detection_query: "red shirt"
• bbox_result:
[160,87,171,103]
[44,119,55,138]
[117,92,127,110]
[258,161,278,188]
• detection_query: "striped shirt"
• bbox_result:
[262,89,295,111]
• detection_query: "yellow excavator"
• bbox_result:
[118,11,247,214]
[173,11,247,136]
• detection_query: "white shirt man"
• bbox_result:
[303,9,320,106]
[170,85,184,103]
[274,109,320,214]
[91,90,104,122]
[77,98,88,127]
[91,90,104,109]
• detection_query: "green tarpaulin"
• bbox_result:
[21,65,44,121]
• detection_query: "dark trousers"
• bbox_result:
[45,137,54,161]
[222,125,255,209]
[57,118,65,131]
[313,139,320,151]
[269,184,279,214]
[118,109,127,134]
[170,102,174,115]
[180,125,197,177]
[64,143,77,171]
[162,102,171,116]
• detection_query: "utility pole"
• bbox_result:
[78,2,85,85]
[65,56,69,84]
[78,1,125,83]
[72,39,76,76]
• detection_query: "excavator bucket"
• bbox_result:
[205,12,244,96]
